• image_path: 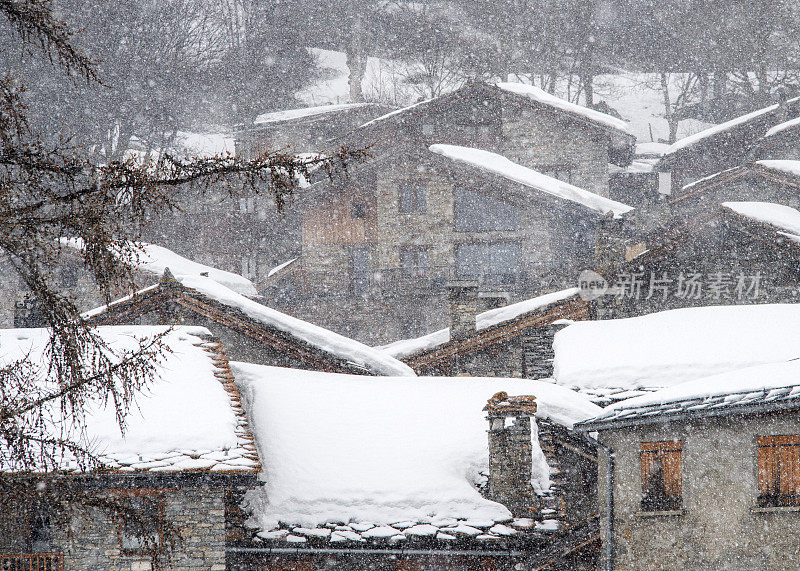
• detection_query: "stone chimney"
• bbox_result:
[484,392,539,517]
[448,281,479,339]
[478,291,510,312]
[594,212,626,272]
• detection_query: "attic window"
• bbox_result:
[757,435,800,507]
[640,441,682,512]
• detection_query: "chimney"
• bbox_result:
[478,291,510,312]
[448,281,479,339]
[594,212,626,272]
[484,392,539,517]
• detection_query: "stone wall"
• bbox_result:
[500,101,610,196]
[597,409,800,570]
[53,486,228,571]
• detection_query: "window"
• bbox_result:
[640,441,682,511]
[454,189,521,233]
[399,181,426,212]
[757,435,800,507]
[60,266,79,288]
[456,242,522,284]
[351,201,367,219]
[399,246,429,277]
[351,247,371,295]
[118,493,164,554]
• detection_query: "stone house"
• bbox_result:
[87,270,414,376]
[228,365,602,570]
[0,326,261,570]
[594,160,800,319]
[379,285,590,378]
[656,94,800,195]
[270,83,635,345]
[0,240,259,329]
[575,359,800,570]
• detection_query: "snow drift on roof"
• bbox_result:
[756,159,800,178]
[233,364,601,529]
[723,201,800,237]
[2,326,257,473]
[379,288,579,359]
[495,82,630,133]
[430,145,633,217]
[171,275,415,377]
[764,115,800,138]
[666,99,800,155]
[254,103,371,125]
[587,359,800,425]
[553,304,800,392]
[62,238,257,297]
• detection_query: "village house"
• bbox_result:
[587,159,800,320]
[227,366,602,570]
[0,326,261,570]
[0,240,259,329]
[86,270,414,377]
[656,94,800,195]
[267,81,635,345]
[575,359,800,570]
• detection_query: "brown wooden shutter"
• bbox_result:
[641,441,682,510]
[758,435,800,505]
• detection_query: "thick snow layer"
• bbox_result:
[764,116,800,138]
[2,326,251,472]
[723,201,800,236]
[379,288,579,359]
[666,99,800,155]
[174,275,415,377]
[61,238,257,297]
[757,159,800,178]
[234,364,601,529]
[595,360,800,421]
[495,82,630,133]
[430,145,632,217]
[254,103,371,125]
[553,304,800,391]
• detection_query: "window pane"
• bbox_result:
[454,189,521,232]
[399,183,414,212]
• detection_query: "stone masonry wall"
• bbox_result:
[500,101,610,196]
[53,486,227,571]
[597,409,800,570]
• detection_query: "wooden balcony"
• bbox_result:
[0,554,63,571]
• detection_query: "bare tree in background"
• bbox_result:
[0,0,364,563]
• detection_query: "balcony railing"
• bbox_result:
[0,554,63,571]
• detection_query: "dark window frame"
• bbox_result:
[399,181,427,213]
[640,440,682,512]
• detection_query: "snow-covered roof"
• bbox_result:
[495,82,630,133]
[254,103,372,126]
[756,159,800,178]
[764,116,800,138]
[665,98,800,156]
[379,288,579,359]
[553,304,800,394]
[3,326,260,474]
[61,238,257,297]
[267,257,298,278]
[577,359,800,430]
[430,145,633,217]
[87,274,415,377]
[722,201,800,238]
[233,364,601,537]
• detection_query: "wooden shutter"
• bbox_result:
[757,435,800,505]
[641,441,682,510]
